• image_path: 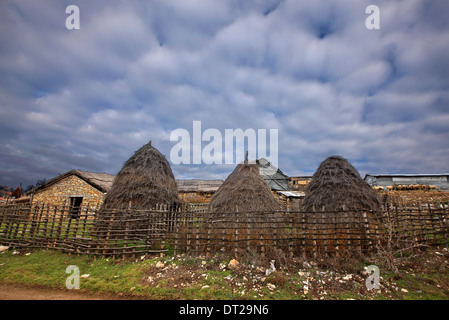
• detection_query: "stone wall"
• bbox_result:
[32,175,106,209]
[178,192,214,204]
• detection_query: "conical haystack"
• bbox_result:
[203,156,284,255]
[302,156,382,213]
[101,141,180,211]
[209,158,280,214]
[300,156,382,256]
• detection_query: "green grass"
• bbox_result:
[0,249,147,296]
[1,247,449,300]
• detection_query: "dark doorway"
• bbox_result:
[70,197,83,219]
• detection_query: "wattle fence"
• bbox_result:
[0,201,448,258]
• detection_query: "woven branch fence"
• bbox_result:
[0,201,448,259]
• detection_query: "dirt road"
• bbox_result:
[0,283,130,300]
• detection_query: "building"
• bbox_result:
[176,179,223,203]
[276,190,305,211]
[256,158,290,191]
[289,176,312,191]
[364,173,449,191]
[0,187,12,204]
[30,169,116,210]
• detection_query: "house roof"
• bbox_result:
[0,190,12,196]
[289,176,313,179]
[256,158,290,191]
[364,173,449,179]
[277,190,305,198]
[176,179,224,193]
[31,169,116,194]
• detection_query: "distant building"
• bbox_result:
[275,190,305,211]
[0,187,11,205]
[30,169,115,210]
[289,176,312,191]
[256,158,290,191]
[364,174,449,191]
[176,179,223,203]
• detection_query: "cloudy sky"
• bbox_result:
[1,0,448,188]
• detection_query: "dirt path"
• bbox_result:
[0,283,131,300]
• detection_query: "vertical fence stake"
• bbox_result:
[428,203,437,245]
[234,217,239,259]
[288,214,293,258]
[1,201,448,260]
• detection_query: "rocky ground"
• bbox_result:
[138,245,449,300]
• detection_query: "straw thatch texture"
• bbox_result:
[100,141,180,211]
[302,156,382,213]
[203,159,284,254]
[209,161,280,214]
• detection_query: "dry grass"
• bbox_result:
[303,156,382,213]
[209,161,280,214]
[100,141,180,211]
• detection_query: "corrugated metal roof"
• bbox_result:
[256,158,289,191]
[277,191,305,198]
[364,173,449,191]
[365,173,449,178]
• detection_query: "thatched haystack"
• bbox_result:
[301,156,383,256]
[100,141,180,211]
[209,158,280,214]
[302,156,382,213]
[203,156,284,254]
[95,141,180,247]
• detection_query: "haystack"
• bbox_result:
[204,155,283,255]
[95,141,180,249]
[209,157,280,214]
[302,156,382,213]
[100,141,180,211]
[301,156,382,256]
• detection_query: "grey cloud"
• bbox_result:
[1,0,449,187]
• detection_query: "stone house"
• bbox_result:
[30,169,115,212]
[176,179,223,203]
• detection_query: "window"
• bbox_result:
[69,197,83,219]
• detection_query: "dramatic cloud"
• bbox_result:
[1,0,448,188]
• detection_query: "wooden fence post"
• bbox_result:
[428,203,438,245]
[173,206,180,257]
[206,222,212,258]
[234,217,239,259]
[288,214,293,258]
[246,219,251,254]
[20,206,31,245]
[321,211,328,256]
[195,212,200,257]
[221,216,225,253]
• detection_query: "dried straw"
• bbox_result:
[100,141,180,211]
[209,157,280,215]
[302,156,382,213]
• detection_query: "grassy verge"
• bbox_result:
[1,246,449,300]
